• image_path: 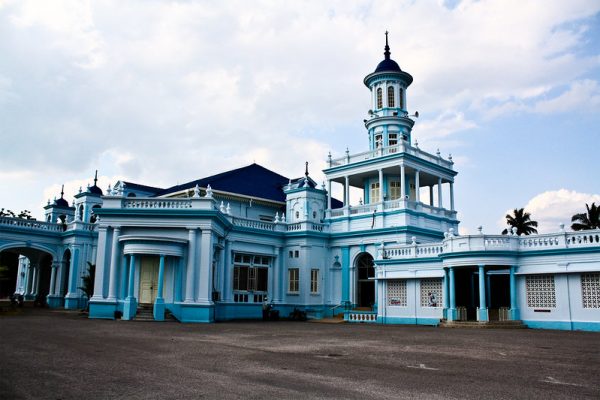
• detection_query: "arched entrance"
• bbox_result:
[0,252,19,299]
[356,253,375,308]
[0,246,55,305]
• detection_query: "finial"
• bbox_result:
[205,184,213,198]
[384,31,391,60]
[448,153,453,162]
[477,226,483,235]
[60,184,64,199]
[193,184,200,198]
[414,139,419,148]
[305,161,309,177]
[436,149,441,158]
[94,170,98,186]
[78,186,82,194]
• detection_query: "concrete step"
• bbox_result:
[310,317,346,324]
[439,320,527,329]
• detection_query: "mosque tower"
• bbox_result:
[364,32,416,150]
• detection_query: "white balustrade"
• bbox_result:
[0,217,64,232]
[231,217,276,231]
[328,142,453,170]
[347,311,377,323]
[123,199,193,209]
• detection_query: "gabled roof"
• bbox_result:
[155,163,291,203]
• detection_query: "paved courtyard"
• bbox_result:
[0,310,599,399]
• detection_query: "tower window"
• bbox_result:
[376,88,382,109]
[399,88,404,109]
[389,181,401,200]
[370,182,380,204]
[389,133,398,147]
[375,134,383,149]
[387,86,395,108]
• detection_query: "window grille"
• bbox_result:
[581,273,600,308]
[387,280,407,306]
[526,275,556,308]
[420,278,443,307]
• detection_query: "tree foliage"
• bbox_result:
[501,208,538,235]
[0,208,36,220]
[78,262,96,311]
[571,203,600,231]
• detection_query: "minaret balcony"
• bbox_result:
[328,142,454,170]
[329,199,457,220]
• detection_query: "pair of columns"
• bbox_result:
[121,253,167,321]
[327,168,455,211]
[445,265,519,322]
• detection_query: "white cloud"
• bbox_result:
[498,189,600,233]
[533,79,600,114]
[0,0,599,221]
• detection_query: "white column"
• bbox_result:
[107,226,121,300]
[49,263,58,296]
[197,230,214,304]
[400,165,406,200]
[415,169,420,203]
[222,241,232,302]
[438,177,443,208]
[344,175,350,207]
[450,182,455,211]
[91,227,108,300]
[185,228,197,302]
[26,263,34,295]
[429,186,434,206]
[378,169,384,203]
[327,179,332,210]
[32,265,39,296]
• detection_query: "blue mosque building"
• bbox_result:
[1,35,599,330]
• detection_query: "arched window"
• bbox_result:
[376,88,382,109]
[78,205,84,220]
[399,88,404,109]
[387,86,395,108]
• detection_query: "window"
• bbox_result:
[387,280,407,306]
[376,87,382,109]
[294,250,299,258]
[312,211,317,219]
[375,134,383,149]
[370,182,380,203]
[581,273,600,308]
[389,181,401,200]
[295,211,300,219]
[233,253,269,302]
[310,269,319,294]
[288,268,299,293]
[289,251,293,258]
[526,275,556,308]
[420,279,443,307]
[388,133,398,147]
[387,86,395,108]
[399,88,404,109]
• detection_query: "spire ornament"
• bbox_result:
[384,31,390,60]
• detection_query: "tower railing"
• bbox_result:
[327,142,453,169]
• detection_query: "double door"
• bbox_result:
[139,257,160,304]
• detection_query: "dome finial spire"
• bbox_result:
[94,170,98,186]
[384,31,390,60]
[60,184,64,199]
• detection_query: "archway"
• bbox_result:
[0,252,19,299]
[0,246,55,305]
[356,253,375,308]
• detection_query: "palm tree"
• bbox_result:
[502,208,538,235]
[571,203,600,231]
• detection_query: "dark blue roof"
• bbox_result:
[54,198,69,207]
[123,181,163,195]
[156,163,291,202]
[374,58,401,73]
[88,185,103,195]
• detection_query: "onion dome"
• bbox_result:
[54,185,69,207]
[374,31,402,73]
[88,170,103,195]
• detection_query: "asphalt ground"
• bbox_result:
[0,309,599,400]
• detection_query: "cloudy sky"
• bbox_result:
[1,0,599,234]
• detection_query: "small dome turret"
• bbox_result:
[54,185,69,207]
[88,170,103,195]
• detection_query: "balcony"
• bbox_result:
[378,229,600,261]
[327,142,454,170]
[329,199,457,220]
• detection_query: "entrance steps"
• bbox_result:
[311,314,346,324]
[439,319,527,329]
[134,304,154,321]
